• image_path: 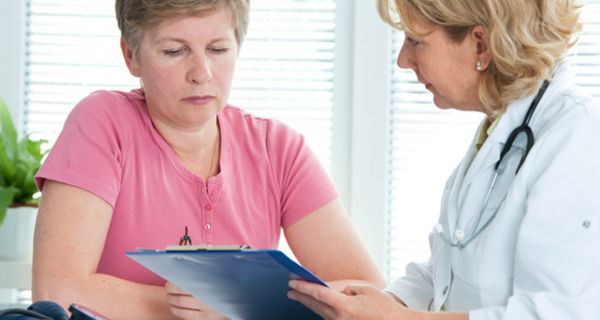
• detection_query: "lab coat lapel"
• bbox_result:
[460,96,535,192]
[459,141,500,195]
[442,124,482,233]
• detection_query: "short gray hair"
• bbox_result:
[115,0,250,57]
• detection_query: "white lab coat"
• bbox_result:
[387,61,600,320]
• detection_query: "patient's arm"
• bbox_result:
[283,198,385,289]
[32,180,174,320]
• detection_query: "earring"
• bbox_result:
[476,61,483,71]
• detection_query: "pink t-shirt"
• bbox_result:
[35,90,337,285]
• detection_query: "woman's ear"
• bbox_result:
[120,37,141,77]
[471,25,492,71]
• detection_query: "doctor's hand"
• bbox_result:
[288,280,407,320]
[165,282,230,320]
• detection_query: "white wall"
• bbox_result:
[0,0,26,135]
[346,0,391,272]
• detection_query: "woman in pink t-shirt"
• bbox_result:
[32,1,384,319]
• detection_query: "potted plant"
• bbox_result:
[0,97,47,261]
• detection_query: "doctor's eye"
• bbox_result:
[405,36,420,47]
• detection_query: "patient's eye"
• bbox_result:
[163,47,187,57]
[208,47,230,55]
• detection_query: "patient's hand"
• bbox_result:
[165,282,229,320]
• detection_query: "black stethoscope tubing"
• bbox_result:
[436,79,551,249]
[496,80,550,173]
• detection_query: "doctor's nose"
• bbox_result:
[397,42,415,70]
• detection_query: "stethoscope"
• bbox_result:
[434,80,550,249]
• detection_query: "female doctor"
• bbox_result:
[288,0,600,319]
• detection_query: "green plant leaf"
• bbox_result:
[0,99,18,185]
[0,98,18,162]
[0,97,47,218]
[23,137,48,162]
[13,164,40,204]
[0,137,17,184]
[0,185,19,225]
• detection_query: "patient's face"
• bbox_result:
[126,8,238,130]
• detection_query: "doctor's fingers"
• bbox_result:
[289,280,349,307]
[288,280,357,318]
[287,289,340,320]
[342,284,380,296]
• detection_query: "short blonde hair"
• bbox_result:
[115,0,250,57]
[377,0,582,114]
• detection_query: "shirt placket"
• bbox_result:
[200,181,221,244]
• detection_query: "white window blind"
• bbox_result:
[230,0,335,170]
[24,0,336,171]
[25,0,137,143]
[386,0,600,280]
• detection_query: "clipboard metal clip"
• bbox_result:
[165,244,251,252]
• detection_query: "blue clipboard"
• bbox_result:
[126,249,325,320]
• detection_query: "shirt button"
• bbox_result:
[210,190,217,197]
[204,224,212,231]
[442,286,449,295]
[204,204,212,211]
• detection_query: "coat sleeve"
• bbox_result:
[470,102,600,320]
[385,260,435,310]
[385,162,464,311]
[385,228,438,310]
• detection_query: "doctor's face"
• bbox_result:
[396,12,484,112]
[122,8,238,130]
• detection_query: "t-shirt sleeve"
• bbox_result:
[266,120,338,227]
[35,91,127,207]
